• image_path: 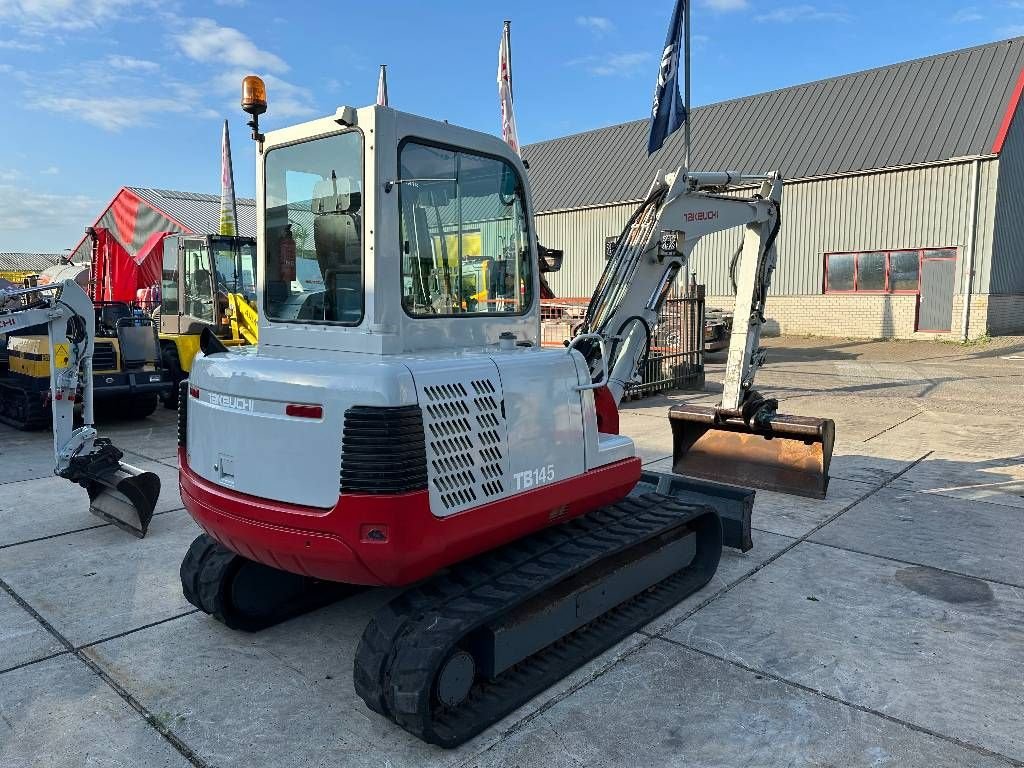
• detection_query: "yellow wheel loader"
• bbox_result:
[153,233,258,408]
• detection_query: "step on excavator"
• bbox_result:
[0,280,162,537]
[176,77,835,747]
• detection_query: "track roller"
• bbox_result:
[353,493,723,748]
[180,534,356,631]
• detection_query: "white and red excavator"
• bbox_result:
[175,74,834,747]
[0,280,161,537]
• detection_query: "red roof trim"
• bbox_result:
[993,67,1024,154]
[68,186,196,259]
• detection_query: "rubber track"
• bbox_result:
[0,380,48,430]
[353,493,723,747]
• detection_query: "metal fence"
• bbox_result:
[625,281,706,399]
[539,280,706,399]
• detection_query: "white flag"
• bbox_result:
[219,119,237,237]
[377,64,389,107]
[497,20,520,155]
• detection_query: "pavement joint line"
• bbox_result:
[0,650,70,677]
[465,452,937,762]
[863,408,926,442]
[796,538,1024,591]
[0,574,211,768]
[79,609,200,651]
[641,451,933,639]
[0,506,186,551]
[0,473,53,487]
[649,636,1024,768]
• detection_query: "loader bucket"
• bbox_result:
[84,461,160,538]
[669,404,835,499]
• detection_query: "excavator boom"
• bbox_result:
[0,280,161,535]
[579,170,835,498]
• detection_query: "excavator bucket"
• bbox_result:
[61,439,161,538]
[84,461,160,538]
[669,404,835,499]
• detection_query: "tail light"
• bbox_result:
[286,403,322,419]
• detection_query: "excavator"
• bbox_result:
[175,76,834,747]
[0,279,161,537]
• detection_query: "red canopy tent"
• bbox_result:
[69,186,256,304]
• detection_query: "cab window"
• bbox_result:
[182,240,214,323]
[399,141,532,316]
[264,131,363,324]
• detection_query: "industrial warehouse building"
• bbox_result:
[524,37,1024,339]
[68,187,255,301]
[0,252,63,283]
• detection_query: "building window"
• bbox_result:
[823,248,950,293]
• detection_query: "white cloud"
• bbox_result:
[701,0,749,10]
[999,23,1024,35]
[40,166,59,175]
[29,93,196,131]
[576,16,614,35]
[0,39,44,51]
[174,18,288,73]
[950,7,984,22]
[106,54,159,71]
[212,70,315,119]
[0,0,141,31]
[755,5,852,23]
[0,182,97,235]
[568,51,652,77]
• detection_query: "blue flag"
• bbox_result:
[648,0,688,155]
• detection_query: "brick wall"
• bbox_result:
[705,293,1024,339]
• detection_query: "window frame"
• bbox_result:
[261,127,366,327]
[396,135,535,320]
[823,248,956,294]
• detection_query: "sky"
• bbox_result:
[0,0,1022,253]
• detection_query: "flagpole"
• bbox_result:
[683,0,691,172]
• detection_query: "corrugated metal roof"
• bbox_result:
[0,252,62,272]
[523,37,1024,212]
[126,187,257,238]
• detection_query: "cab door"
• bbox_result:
[180,237,216,334]
[159,236,182,335]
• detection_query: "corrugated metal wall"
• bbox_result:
[991,109,1024,294]
[536,159,999,299]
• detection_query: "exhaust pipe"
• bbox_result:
[61,439,161,538]
[669,404,835,499]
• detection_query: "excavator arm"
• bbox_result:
[578,168,834,498]
[0,280,161,536]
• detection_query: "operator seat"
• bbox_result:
[312,178,361,322]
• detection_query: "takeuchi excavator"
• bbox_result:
[175,76,835,747]
[0,280,161,537]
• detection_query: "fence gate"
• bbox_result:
[626,280,706,399]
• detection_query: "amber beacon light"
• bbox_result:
[241,75,267,145]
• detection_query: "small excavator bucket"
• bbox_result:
[82,460,161,538]
[669,404,835,499]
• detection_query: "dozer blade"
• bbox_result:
[84,462,161,538]
[669,404,835,499]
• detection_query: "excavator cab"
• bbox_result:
[156,233,257,407]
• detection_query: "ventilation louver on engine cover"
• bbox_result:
[419,375,509,516]
[340,405,428,494]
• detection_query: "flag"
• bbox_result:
[219,119,238,236]
[377,64,389,107]
[648,0,688,155]
[497,20,520,155]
